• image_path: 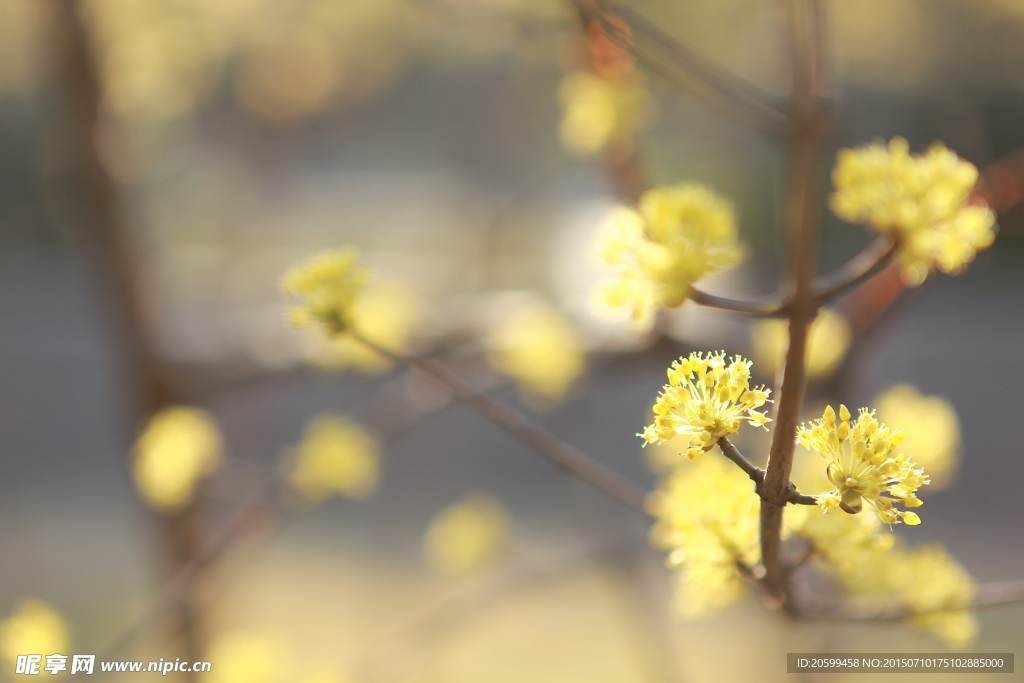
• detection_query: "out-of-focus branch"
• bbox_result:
[351,333,651,516]
[689,287,787,317]
[813,236,897,305]
[52,2,207,673]
[805,578,1024,622]
[94,488,278,668]
[570,0,786,132]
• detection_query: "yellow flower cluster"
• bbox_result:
[284,415,380,504]
[310,280,419,374]
[830,137,997,286]
[423,493,509,576]
[648,456,760,616]
[875,384,960,489]
[896,545,978,647]
[796,514,976,646]
[0,600,70,668]
[641,352,771,461]
[486,300,585,406]
[798,405,928,525]
[133,406,223,512]
[559,71,651,158]
[594,183,744,330]
[282,249,370,336]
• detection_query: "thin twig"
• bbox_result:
[688,287,787,317]
[351,333,651,516]
[95,488,278,665]
[806,578,1024,622]
[813,236,897,304]
[569,0,786,133]
[717,437,817,506]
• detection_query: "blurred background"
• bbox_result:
[1,0,1023,681]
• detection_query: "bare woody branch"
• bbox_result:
[813,236,897,305]
[718,437,817,506]
[351,333,651,516]
[569,0,786,133]
[805,578,1024,622]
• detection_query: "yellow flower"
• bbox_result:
[282,249,370,336]
[874,384,960,489]
[641,351,771,461]
[284,416,380,504]
[486,300,585,406]
[798,405,928,525]
[133,406,223,512]
[309,280,419,374]
[830,137,996,286]
[648,456,760,616]
[897,545,977,647]
[423,493,508,576]
[558,71,651,158]
[753,308,852,380]
[0,600,70,666]
[593,183,744,330]
[207,631,288,683]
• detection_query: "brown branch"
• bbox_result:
[759,0,829,608]
[350,333,651,516]
[813,236,897,305]
[688,287,787,317]
[717,437,817,507]
[569,0,786,133]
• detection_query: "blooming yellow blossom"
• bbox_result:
[896,545,977,647]
[641,351,771,461]
[282,249,370,336]
[133,406,223,512]
[798,405,929,525]
[593,183,744,330]
[310,280,419,374]
[486,300,585,406]
[648,456,759,616]
[0,600,70,667]
[423,493,508,576]
[284,416,380,504]
[207,631,288,683]
[830,137,996,286]
[559,71,651,158]
[875,384,960,489]
[753,308,852,379]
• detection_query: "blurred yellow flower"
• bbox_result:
[648,456,759,616]
[0,600,70,666]
[486,300,585,406]
[897,545,977,647]
[752,308,852,380]
[830,137,996,286]
[423,493,509,576]
[284,416,380,504]
[593,183,744,330]
[798,405,928,525]
[282,249,370,336]
[875,384,960,489]
[133,406,223,512]
[207,631,288,683]
[641,351,771,462]
[310,280,419,374]
[558,71,651,158]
